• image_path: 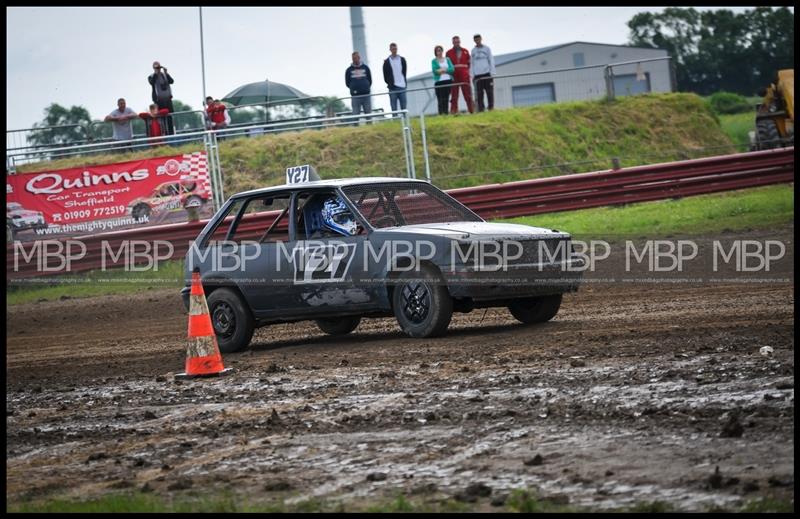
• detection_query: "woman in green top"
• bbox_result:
[431,46,455,115]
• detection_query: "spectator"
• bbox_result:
[471,34,496,112]
[104,98,138,151]
[148,61,175,135]
[382,43,408,113]
[205,97,231,130]
[446,36,474,114]
[138,103,170,146]
[345,51,373,116]
[431,45,455,115]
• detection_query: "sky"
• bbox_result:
[6,6,762,131]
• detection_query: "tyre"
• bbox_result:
[508,294,563,324]
[756,119,781,150]
[392,264,453,338]
[316,316,361,335]
[206,288,255,353]
[131,203,151,221]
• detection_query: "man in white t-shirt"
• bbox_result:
[104,98,138,151]
[382,42,408,113]
[471,34,497,112]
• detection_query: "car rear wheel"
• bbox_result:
[392,264,453,338]
[131,203,151,221]
[508,294,563,324]
[184,195,204,209]
[206,288,255,353]
[316,316,361,335]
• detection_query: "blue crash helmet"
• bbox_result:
[303,195,358,237]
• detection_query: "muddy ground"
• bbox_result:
[6,232,795,511]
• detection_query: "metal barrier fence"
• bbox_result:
[6,147,793,279]
[6,110,418,212]
[13,55,740,196]
[7,57,673,158]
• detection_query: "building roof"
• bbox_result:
[407,41,663,82]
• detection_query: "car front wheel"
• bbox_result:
[508,294,563,324]
[392,265,453,338]
[206,288,255,353]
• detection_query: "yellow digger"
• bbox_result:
[751,69,794,150]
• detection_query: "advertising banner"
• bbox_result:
[6,152,215,241]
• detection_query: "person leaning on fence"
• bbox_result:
[205,97,231,131]
[471,34,496,112]
[148,61,175,135]
[382,43,408,113]
[345,51,373,116]
[431,45,455,116]
[446,36,474,114]
[138,104,170,146]
[104,98,138,152]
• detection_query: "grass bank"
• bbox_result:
[7,184,792,305]
[718,112,755,147]
[16,93,734,192]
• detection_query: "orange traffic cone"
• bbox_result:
[175,268,233,379]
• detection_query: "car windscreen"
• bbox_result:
[341,182,482,229]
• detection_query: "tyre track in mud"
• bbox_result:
[6,282,792,386]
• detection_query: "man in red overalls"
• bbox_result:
[446,35,474,114]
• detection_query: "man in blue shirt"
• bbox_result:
[345,51,373,116]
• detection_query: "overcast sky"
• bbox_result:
[7,6,761,130]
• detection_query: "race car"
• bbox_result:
[7,202,47,231]
[128,178,209,220]
[181,177,584,352]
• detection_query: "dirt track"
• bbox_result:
[6,268,795,510]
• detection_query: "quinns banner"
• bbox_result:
[6,152,214,241]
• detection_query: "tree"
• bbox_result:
[28,103,93,147]
[627,6,794,95]
[169,99,203,132]
[281,96,348,119]
[745,7,795,88]
[228,106,265,126]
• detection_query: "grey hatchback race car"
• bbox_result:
[182,178,584,352]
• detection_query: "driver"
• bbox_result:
[303,194,359,238]
[321,196,358,236]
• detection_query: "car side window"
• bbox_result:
[204,199,246,246]
[231,194,292,244]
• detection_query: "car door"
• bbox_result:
[222,192,296,318]
[279,189,378,318]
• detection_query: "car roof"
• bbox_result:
[230,177,428,199]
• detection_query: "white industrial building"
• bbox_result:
[404,41,673,116]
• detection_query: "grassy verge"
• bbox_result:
[505,184,793,238]
[718,112,755,147]
[6,259,185,305]
[7,490,793,513]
